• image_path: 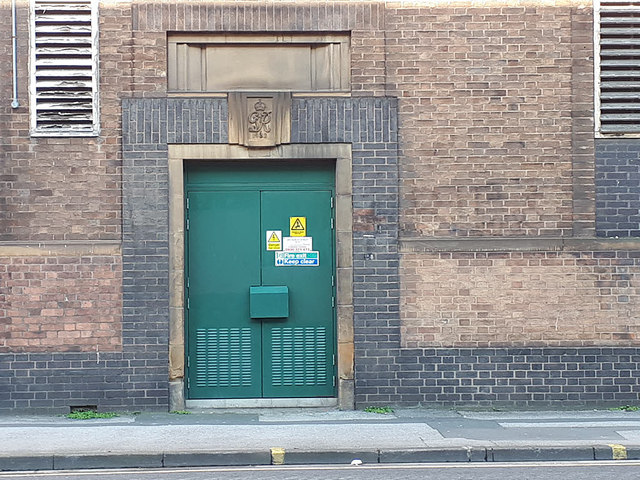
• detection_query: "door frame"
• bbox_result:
[167,144,354,410]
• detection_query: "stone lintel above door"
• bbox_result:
[228,92,292,148]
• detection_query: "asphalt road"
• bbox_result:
[2,462,640,480]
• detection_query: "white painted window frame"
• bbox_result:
[29,0,100,137]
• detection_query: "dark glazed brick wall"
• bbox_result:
[0,353,167,412]
[293,97,401,409]
[356,347,640,407]
[596,139,640,237]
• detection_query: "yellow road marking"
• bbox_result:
[609,444,628,460]
[270,447,286,465]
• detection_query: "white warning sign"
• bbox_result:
[283,236,313,252]
[266,230,282,251]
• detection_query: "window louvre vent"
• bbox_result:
[31,0,98,136]
[597,0,640,134]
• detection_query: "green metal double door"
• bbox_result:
[185,161,336,399]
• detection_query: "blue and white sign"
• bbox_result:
[275,251,319,267]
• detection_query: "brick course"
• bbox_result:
[0,3,128,242]
[356,347,640,407]
[0,254,122,353]
[0,352,167,412]
[596,140,640,237]
[401,250,640,348]
[389,6,590,238]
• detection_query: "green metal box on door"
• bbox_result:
[185,160,337,399]
[250,286,289,319]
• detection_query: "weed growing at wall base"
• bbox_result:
[364,406,394,414]
[66,411,120,420]
[609,405,640,412]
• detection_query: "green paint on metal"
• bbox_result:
[186,190,262,398]
[185,160,336,399]
[250,286,289,319]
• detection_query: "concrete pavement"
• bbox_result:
[3,407,640,471]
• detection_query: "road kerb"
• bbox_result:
[489,446,595,462]
[0,455,54,472]
[379,447,486,463]
[164,451,270,467]
[281,450,379,465]
[4,445,640,471]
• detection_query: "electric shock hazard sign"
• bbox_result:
[266,230,282,251]
[289,217,306,237]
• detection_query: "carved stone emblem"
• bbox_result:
[248,99,272,138]
[228,92,291,148]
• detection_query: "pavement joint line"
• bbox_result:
[609,444,628,460]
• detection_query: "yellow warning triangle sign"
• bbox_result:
[268,232,280,243]
[290,216,306,236]
[291,218,304,231]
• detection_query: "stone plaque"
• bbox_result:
[228,92,291,148]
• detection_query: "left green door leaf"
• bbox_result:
[186,190,262,398]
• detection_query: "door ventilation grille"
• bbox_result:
[195,328,253,387]
[271,327,328,387]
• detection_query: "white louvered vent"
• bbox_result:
[30,0,98,136]
[597,0,640,135]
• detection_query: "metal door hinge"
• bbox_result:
[332,297,335,308]
[332,354,336,365]
[330,218,334,230]
[331,275,335,287]
[332,376,336,387]
[330,196,334,209]
[185,198,190,230]
[186,298,190,310]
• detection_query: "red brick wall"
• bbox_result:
[401,249,639,348]
[389,5,588,238]
[389,2,609,348]
[0,3,129,242]
[0,4,131,241]
[0,253,122,352]
[127,1,387,97]
[0,3,129,353]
